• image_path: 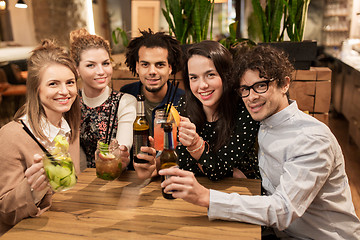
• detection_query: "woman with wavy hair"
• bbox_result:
[70,28,155,173]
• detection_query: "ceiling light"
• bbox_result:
[15,0,27,9]
[0,0,6,10]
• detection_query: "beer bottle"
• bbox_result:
[160,122,178,199]
[133,95,149,163]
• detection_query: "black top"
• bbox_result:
[176,97,260,181]
[79,90,123,168]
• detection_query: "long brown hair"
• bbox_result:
[182,40,236,151]
[14,39,80,143]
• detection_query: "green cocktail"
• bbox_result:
[43,135,77,192]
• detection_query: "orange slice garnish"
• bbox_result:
[167,105,180,126]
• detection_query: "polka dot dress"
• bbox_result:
[176,97,260,181]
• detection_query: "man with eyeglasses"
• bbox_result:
[159,45,360,239]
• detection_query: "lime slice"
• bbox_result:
[99,152,116,161]
[54,135,69,152]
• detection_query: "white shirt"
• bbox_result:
[81,86,137,151]
[21,115,71,147]
[208,101,360,239]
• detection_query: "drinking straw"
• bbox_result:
[105,91,114,144]
[164,79,175,111]
[165,81,179,117]
[20,120,55,161]
[107,95,121,145]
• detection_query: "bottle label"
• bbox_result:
[133,129,149,155]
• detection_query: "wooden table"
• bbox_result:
[2,169,261,239]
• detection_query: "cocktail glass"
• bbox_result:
[43,148,77,192]
[154,109,178,151]
[95,139,122,180]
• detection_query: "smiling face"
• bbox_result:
[136,46,172,95]
[77,48,112,97]
[188,55,223,120]
[38,63,77,125]
[240,69,290,121]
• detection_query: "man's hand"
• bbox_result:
[134,136,158,179]
[159,167,210,208]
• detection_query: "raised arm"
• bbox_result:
[177,103,259,181]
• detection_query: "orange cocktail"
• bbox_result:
[154,108,178,151]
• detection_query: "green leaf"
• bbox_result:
[112,27,129,47]
[251,0,267,42]
[269,0,285,42]
[229,21,238,39]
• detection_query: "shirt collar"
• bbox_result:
[261,100,297,128]
[21,115,71,143]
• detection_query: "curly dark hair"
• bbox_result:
[125,29,182,76]
[231,45,294,97]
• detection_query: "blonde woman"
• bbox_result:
[0,40,80,235]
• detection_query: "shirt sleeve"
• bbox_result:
[115,93,137,151]
[208,133,335,230]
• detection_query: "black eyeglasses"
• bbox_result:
[238,78,276,98]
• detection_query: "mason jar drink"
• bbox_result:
[43,135,77,192]
[154,109,178,151]
[95,139,122,180]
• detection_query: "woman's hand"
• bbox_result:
[178,116,205,161]
[119,145,130,170]
[178,116,200,147]
[134,136,158,180]
[24,154,48,191]
[159,167,210,208]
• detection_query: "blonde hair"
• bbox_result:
[69,28,111,66]
[14,39,80,143]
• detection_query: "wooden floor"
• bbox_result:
[328,112,360,217]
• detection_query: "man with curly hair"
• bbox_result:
[121,29,184,136]
[159,45,360,239]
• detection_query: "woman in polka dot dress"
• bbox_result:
[177,41,260,181]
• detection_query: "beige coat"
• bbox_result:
[0,121,78,235]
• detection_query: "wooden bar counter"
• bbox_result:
[2,169,261,239]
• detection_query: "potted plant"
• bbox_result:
[219,21,256,54]
[251,0,316,70]
[161,0,215,44]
